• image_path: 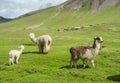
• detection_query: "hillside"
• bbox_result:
[0,0,120,83]
[0,16,12,23]
[0,0,119,30]
[63,0,120,12]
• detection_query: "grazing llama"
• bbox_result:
[9,45,24,65]
[29,33,52,54]
[69,36,103,68]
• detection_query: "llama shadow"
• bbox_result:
[59,65,71,69]
[107,75,120,82]
[5,63,9,66]
[23,44,35,46]
[60,65,89,69]
[23,51,39,54]
[22,51,48,55]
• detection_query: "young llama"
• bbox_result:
[9,45,24,65]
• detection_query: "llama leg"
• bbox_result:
[11,57,14,65]
[83,59,87,68]
[70,59,73,68]
[45,43,48,52]
[41,45,44,53]
[15,56,20,64]
[46,40,51,52]
[9,58,12,66]
[74,61,77,68]
[45,43,49,53]
[38,45,42,53]
[46,45,50,52]
[91,59,95,68]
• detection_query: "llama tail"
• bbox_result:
[69,47,78,60]
[48,40,51,46]
[48,37,52,46]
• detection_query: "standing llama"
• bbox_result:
[29,33,52,54]
[9,45,25,66]
[69,36,103,68]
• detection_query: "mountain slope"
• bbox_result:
[41,0,120,28]
[63,0,120,12]
[0,16,12,23]
[0,0,120,29]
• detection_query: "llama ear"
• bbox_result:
[94,36,99,39]
[94,37,97,39]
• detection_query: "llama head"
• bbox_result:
[29,33,35,39]
[94,36,103,43]
[19,45,25,50]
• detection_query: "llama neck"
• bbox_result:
[92,40,101,56]
[19,49,24,55]
[31,37,37,44]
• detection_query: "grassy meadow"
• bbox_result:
[0,5,120,83]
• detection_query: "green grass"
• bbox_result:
[0,4,120,83]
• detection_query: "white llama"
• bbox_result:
[9,45,25,65]
[29,33,52,54]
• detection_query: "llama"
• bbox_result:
[69,36,103,68]
[9,45,25,66]
[29,33,52,54]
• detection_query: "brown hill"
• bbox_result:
[17,0,120,19]
[63,0,120,12]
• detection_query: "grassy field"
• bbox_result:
[0,4,120,83]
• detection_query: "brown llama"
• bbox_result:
[69,36,103,68]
